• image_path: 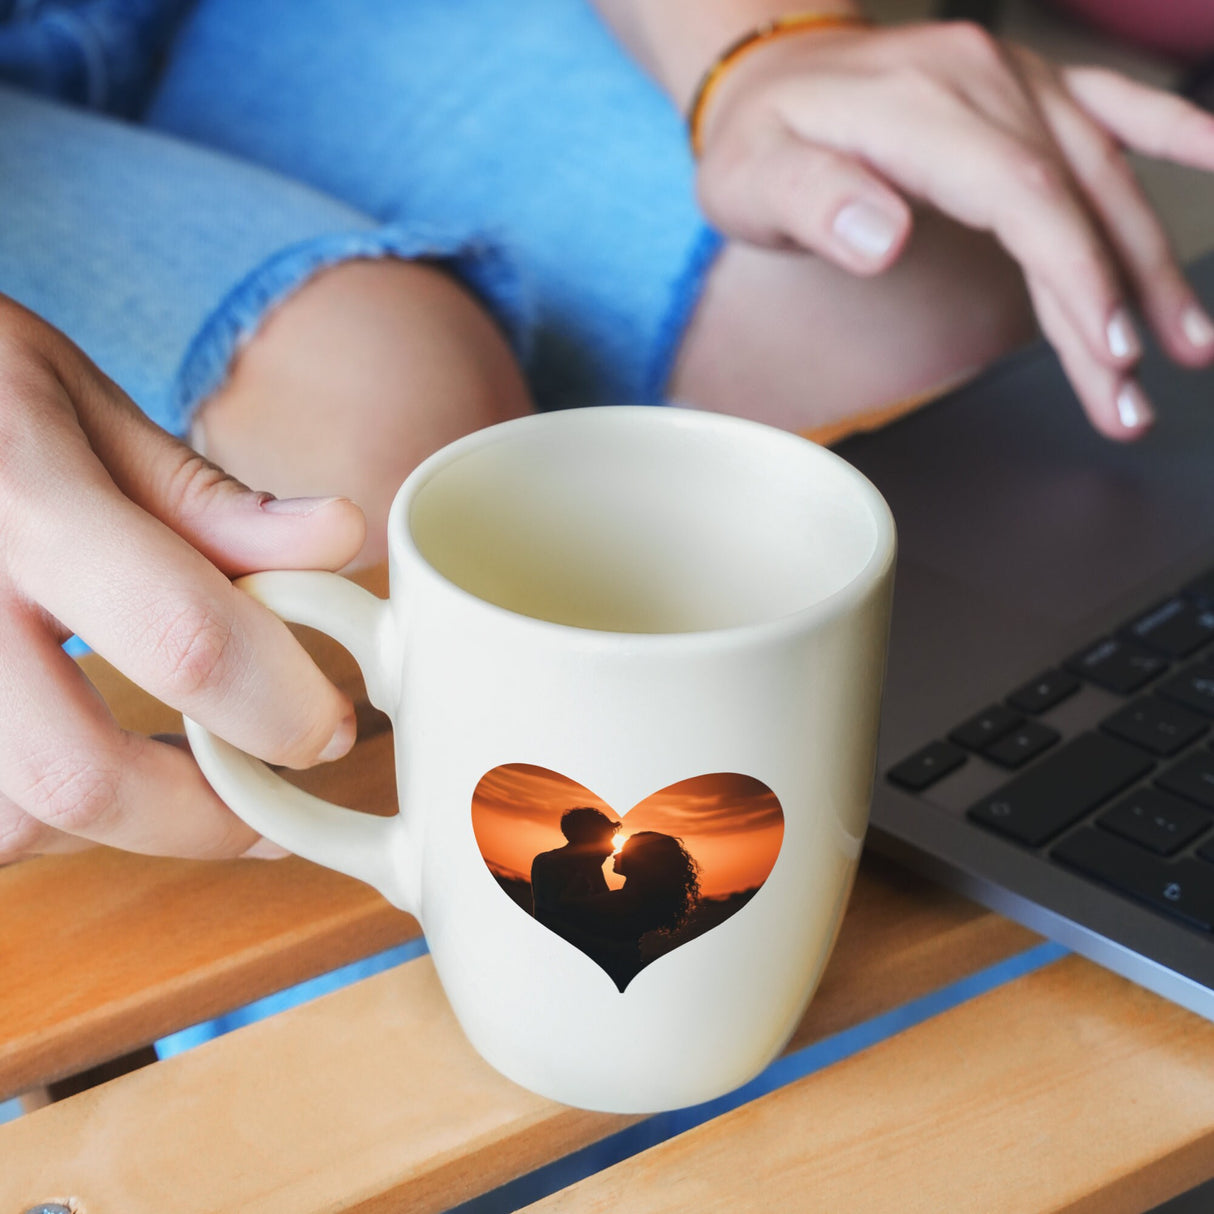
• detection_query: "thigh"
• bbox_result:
[145,0,719,411]
[0,84,523,435]
[673,212,1037,435]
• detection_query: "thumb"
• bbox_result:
[64,356,367,576]
[699,129,913,275]
[180,486,367,578]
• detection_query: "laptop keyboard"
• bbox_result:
[887,566,1214,937]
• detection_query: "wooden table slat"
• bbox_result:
[525,956,1214,1214]
[0,855,1036,1214]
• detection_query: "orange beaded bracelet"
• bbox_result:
[687,12,869,156]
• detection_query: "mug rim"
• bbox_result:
[386,405,896,648]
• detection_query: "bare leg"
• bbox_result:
[671,210,1037,433]
[191,259,533,566]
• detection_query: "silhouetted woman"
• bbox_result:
[560,831,700,991]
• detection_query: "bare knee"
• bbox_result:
[193,258,532,565]
[671,211,1036,434]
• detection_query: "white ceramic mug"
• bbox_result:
[184,405,896,1113]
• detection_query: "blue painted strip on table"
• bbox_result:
[447,940,1071,1214]
[153,934,431,1059]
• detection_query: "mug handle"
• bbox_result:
[183,571,412,910]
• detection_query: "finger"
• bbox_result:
[699,128,913,274]
[27,829,96,856]
[18,476,358,767]
[1062,66,1214,171]
[2,398,357,769]
[0,606,267,857]
[1030,279,1154,441]
[1029,76,1214,369]
[49,337,366,577]
[0,788,90,862]
[781,72,1138,374]
[153,731,291,859]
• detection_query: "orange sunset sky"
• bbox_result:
[472,764,784,899]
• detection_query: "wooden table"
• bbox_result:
[3,562,1214,1214]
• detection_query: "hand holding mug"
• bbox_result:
[0,296,364,864]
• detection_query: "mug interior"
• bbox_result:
[405,409,884,634]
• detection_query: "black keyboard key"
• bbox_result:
[1053,828,1214,931]
[1097,788,1211,856]
[1066,637,1168,695]
[982,721,1060,769]
[1007,668,1080,715]
[1156,660,1214,719]
[888,741,967,792]
[949,705,1023,751]
[1124,597,1214,659]
[1187,568,1214,606]
[968,732,1154,847]
[1157,750,1214,811]
[1100,696,1208,756]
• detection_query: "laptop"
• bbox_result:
[836,251,1214,1021]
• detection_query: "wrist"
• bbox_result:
[687,11,870,155]
[593,1,863,112]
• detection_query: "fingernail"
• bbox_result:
[241,838,291,860]
[317,712,357,763]
[833,200,900,262]
[1116,380,1155,431]
[259,495,347,518]
[1106,308,1141,361]
[1182,304,1214,349]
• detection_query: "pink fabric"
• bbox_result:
[1047,0,1214,63]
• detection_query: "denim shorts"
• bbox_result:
[0,0,723,1052]
[0,0,721,433]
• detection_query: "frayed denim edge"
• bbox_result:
[643,223,725,406]
[165,223,532,438]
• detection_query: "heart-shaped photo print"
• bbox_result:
[472,765,784,992]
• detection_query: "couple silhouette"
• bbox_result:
[530,807,700,992]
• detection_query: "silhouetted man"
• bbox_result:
[530,807,618,945]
